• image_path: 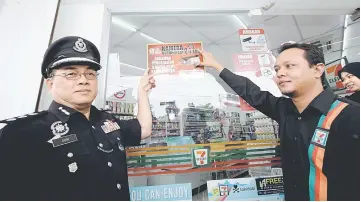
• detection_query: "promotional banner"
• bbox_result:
[207,176,284,201]
[239,29,268,52]
[106,88,137,103]
[325,62,351,95]
[147,42,204,76]
[326,63,344,90]
[129,183,192,201]
[233,52,274,73]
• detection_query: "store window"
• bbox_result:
[106,14,353,201]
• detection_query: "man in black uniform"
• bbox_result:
[198,43,360,200]
[0,36,155,200]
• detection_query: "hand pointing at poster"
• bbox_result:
[198,50,225,72]
[139,68,156,92]
[137,67,155,140]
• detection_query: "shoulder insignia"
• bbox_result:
[0,123,7,130]
[100,108,112,113]
[0,111,48,124]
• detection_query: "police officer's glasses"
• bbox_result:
[51,71,99,80]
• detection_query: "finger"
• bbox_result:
[145,85,152,91]
[149,78,155,82]
[144,68,151,76]
[197,63,205,67]
[197,49,205,56]
[148,74,154,80]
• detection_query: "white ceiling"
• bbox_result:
[62,0,359,15]
[110,14,348,76]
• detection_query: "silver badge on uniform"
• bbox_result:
[51,121,69,136]
[118,144,124,151]
[48,121,70,144]
[73,38,88,53]
[68,162,78,173]
[101,120,120,134]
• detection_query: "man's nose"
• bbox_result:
[77,73,89,84]
[276,68,286,78]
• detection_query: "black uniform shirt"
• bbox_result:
[219,68,360,201]
[0,101,141,200]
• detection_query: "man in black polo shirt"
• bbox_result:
[198,43,360,201]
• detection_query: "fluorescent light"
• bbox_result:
[112,18,163,43]
[248,8,263,16]
[112,18,137,32]
[233,15,248,29]
[119,61,146,71]
[344,15,350,28]
[140,33,164,44]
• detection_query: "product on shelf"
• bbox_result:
[246,111,279,140]
[180,107,224,144]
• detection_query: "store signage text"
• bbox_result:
[129,183,192,201]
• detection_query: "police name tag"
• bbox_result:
[52,134,78,147]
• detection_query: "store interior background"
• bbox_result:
[0,0,360,201]
[107,12,360,201]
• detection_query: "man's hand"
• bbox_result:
[198,50,224,72]
[137,68,154,140]
[139,68,156,92]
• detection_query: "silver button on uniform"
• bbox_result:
[108,162,112,167]
[99,143,103,148]
[67,152,73,158]
[92,126,95,129]
[117,183,122,190]
[298,117,301,120]
[117,137,120,141]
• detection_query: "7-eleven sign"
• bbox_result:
[192,147,210,167]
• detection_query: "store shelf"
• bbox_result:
[253,124,278,127]
[229,169,249,178]
[111,112,135,116]
[152,134,180,137]
[153,121,180,123]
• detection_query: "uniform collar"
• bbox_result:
[48,101,78,123]
[309,88,336,115]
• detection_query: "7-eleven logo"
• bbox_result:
[193,149,208,166]
[312,129,329,147]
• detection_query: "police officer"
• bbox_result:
[0,36,155,200]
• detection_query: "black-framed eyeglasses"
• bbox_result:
[50,71,99,80]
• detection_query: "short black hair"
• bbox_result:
[278,43,326,88]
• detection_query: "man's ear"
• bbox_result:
[45,78,54,92]
[314,63,325,79]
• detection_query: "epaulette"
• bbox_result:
[0,111,48,125]
[99,108,112,113]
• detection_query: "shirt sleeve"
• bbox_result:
[331,104,360,200]
[117,118,142,147]
[0,125,36,199]
[219,68,282,122]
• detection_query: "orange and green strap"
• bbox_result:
[308,100,348,201]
